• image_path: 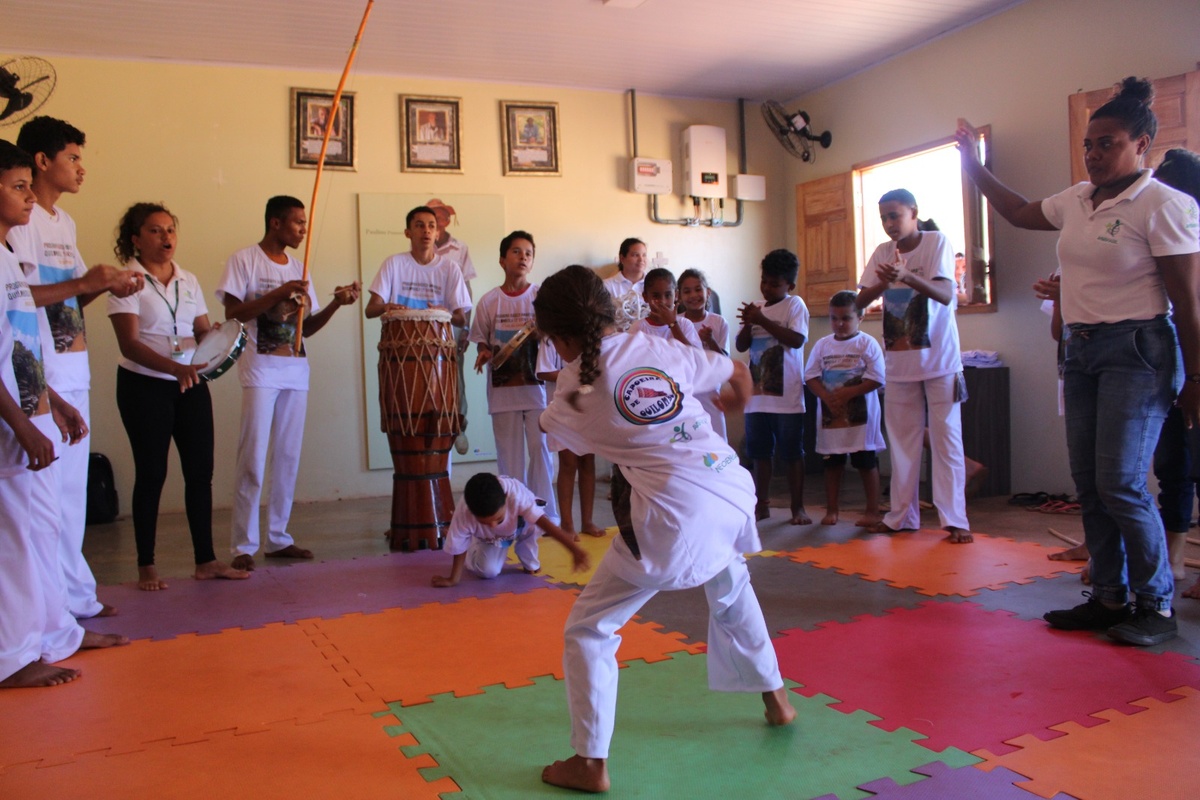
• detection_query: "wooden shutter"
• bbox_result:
[1069,68,1200,183]
[794,172,856,309]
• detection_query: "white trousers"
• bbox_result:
[0,471,83,681]
[230,387,307,556]
[492,409,558,522]
[29,390,102,618]
[465,526,540,578]
[882,374,969,531]
[563,555,782,759]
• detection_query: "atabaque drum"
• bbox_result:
[378,308,464,551]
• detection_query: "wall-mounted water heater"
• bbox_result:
[682,125,726,198]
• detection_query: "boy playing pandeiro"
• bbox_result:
[804,291,886,526]
[431,472,587,587]
[469,231,557,522]
[736,249,811,524]
[856,189,971,543]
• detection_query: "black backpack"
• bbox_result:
[86,452,119,525]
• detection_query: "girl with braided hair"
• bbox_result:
[534,264,795,793]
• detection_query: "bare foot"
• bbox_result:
[0,660,81,689]
[138,565,168,591]
[541,755,610,793]
[866,522,901,534]
[194,561,251,581]
[1048,543,1089,561]
[265,544,314,559]
[763,687,797,726]
[789,509,812,526]
[755,504,771,521]
[854,515,883,528]
[522,565,540,574]
[964,462,989,499]
[944,527,973,544]
[1183,578,1200,599]
[820,512,838,525]
[231,553,255,571]
[81,630,129,649]
[581,523,606,537]
[95,603,118,617]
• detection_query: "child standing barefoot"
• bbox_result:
[535,265,795,793]
[804,291,886,526]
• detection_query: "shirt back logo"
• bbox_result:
[615,367,684,425]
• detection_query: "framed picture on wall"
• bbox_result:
[499,100,561,176]
[400,95,463,173]
[290,87,356,171]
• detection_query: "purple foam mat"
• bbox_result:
[87,552,561,641]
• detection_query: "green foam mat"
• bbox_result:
[379,650,979,799]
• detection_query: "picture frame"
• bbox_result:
[499,100,561,176]
[290,87,356,171]
[400,95,463,173]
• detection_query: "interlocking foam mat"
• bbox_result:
[3,528,1195,799]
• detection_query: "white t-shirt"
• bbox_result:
[1,245,56,476]
[107,261,209,382]
[540,331,759,591]
[691,310,730,354]
[534,340,565,452]
[861,230,962,382]
[803,332,887,455]
[443,475,544,555]
[8,205,90,392]
[743,294,809,414]
[1040,170,1200,325]
[468,284,546,413]
[369,252,471,315]
[215,245,321,391]
[628,316,703,349]
[603,272,649,332]
[436,235,477,283]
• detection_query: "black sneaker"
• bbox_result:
[1107,607,1177,646]
[1043,594,1133,631]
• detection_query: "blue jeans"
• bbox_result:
[1064,316,1179,610]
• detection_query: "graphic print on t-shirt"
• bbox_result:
[882,286,930,352]
[6,302,49,417]
[749,336,784,396]
[614,366,684,425]
[37,262,87,353]
[819,352,868,429]
[254,279,305,357]
[392,276,443,310]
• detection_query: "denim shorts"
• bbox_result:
[744,412,805,462]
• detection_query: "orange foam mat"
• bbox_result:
[973,685,1200,800]
[311,587,703,707]
[0,709,457,799]
[0,622,375,771]
[785,529,1082,597]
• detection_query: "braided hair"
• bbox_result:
[533,264,616,409]
[1091,77,1157,143]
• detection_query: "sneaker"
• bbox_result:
[1043,593,1132,630]
[1107,607,1177,646]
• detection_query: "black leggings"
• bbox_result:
[116,367,216,567]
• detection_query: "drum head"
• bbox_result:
[192,321,247,378]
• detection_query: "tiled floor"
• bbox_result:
[2,477,1197,799]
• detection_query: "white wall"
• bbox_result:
[781,0,1200,493]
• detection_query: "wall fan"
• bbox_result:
[0,56,57,127]
[761,100,831,162]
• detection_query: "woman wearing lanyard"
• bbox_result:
[108,203,249,591]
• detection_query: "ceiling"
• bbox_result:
[1,0,1025,101]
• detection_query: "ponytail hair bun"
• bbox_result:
[1090,75,1158,143]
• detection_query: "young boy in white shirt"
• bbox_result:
[735,249,811,524]
[431,472,586,587]
[365,206,471,325]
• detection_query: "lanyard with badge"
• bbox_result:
[148,277,187,362]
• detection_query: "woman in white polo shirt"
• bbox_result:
[107,203,248,592]
[956,78,1200,646]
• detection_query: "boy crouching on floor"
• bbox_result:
[432,473,589,587]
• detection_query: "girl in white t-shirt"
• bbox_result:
[533,265,794,794]
[957,79,1200,646]
[679,268,730,439]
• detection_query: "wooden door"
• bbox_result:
[1068,68,1200,183]
[794,172,856,309]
